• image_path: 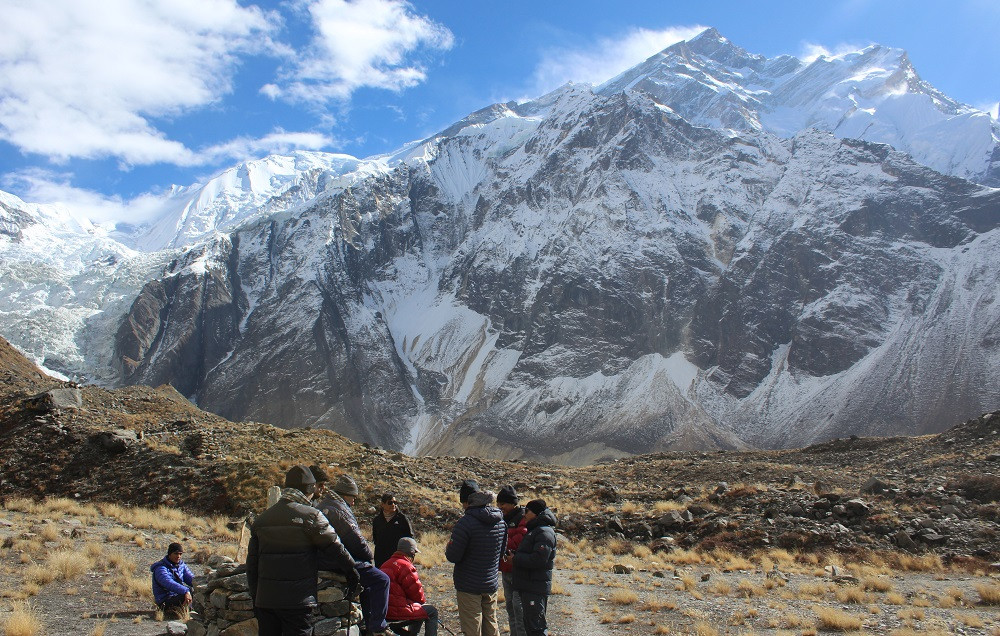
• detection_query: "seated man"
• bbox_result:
[150,542,194,619]
[380,537,438,636]
[314,470,390,636]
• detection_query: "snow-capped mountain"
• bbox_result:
[600,28,1000,186]
[2,29,999,462]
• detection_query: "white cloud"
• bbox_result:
[531,26,708,94]
[275,0,454,104]
[4,168,175,225]
[799,41,870,65]
[981,102,1000,120]
[0,0,277,165]
[199,130,336,163]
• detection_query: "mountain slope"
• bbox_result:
[1,29,999,461]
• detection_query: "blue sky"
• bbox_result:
[1,0,997,223]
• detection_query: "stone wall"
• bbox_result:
[182,555,362,636]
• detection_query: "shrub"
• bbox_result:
[949,474,1000,503]
[2,602,43,636]
[815,606,862,631]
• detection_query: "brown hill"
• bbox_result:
[1,336,998,561]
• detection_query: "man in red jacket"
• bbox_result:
[497,485,528,636]
[380,537,438,636]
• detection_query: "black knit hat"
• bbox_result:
[285,464,317,489]
[309,464,330,483]
[458,479,480,503]
[167,542,183,556]
[497,485,518,504]
[525,499,546,516]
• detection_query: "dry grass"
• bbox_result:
[89,622,108,636]
[609,589,638,605]
[2,602,43,636]
[976,582,1000,605]
[834,585,869,604]
[48,549,93,581]
[885,591,906,605]
[958,612,984,628]
[861,576,893,593]
[814,606,862,631]
[891,553,943,572]
[693,621,720,636]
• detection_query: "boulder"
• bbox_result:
[25,387,82,412]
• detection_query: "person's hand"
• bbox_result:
[346,569,362,598]
[183,591,193,605]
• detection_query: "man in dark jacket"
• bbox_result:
[497,486,528,636]
[512,499,557,636]
[445,481,505,636]
[315,472,391,636]
[372,492,413,568]
[150,542,194,619]
[247,465,358,636]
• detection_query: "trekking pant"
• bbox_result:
[518,591,548,636]
[501,572,526,636]
[455,590,499,636]
[422,604,439,636]
[255,607,312,636]
[358,562,390,633]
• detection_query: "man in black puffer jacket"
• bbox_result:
[445,482,506,636]
[247,465,358,636]
[512,499,557,636]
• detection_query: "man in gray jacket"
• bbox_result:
[247,465,358,636]
[445,481,506,636]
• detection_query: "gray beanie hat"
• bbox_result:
[397,537,420,555]
[333,474,359,496]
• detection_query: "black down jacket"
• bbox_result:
[445,500,506,594]
[511,508,557,596]
[247,497,356,609]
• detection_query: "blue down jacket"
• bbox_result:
[512,508,557,596]
[445,495,506,594]
[150,557,194,604]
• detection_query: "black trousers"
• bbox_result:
[255,607,312,636]
[519,591,548,636]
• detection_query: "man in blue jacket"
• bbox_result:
[150,542,194,619]
[512,499,557,636]
[445,480,506,636]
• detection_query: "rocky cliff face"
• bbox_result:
[111,82,1000,461]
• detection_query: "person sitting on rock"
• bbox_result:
[380,537,439,636]
[314,469,391,636]
[373,491,413,568]
[151,542,194,619]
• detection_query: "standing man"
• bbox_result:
[372,492,413,568]
[497,486,528,636]
[380,537,438,636]
[315,472,391,636]
[150,542,194,619]
[512,499,557,636]
[247,464,358,636]
[445,481,506,636]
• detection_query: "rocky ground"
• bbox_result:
[2,336,1000,634]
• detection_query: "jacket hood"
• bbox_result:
[527,508,557,530]
[467,504,503,526]
[504,506,525,526]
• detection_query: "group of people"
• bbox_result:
[447,479,557,636]
[150,464,557,636]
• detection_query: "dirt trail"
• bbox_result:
[554,580,615,636]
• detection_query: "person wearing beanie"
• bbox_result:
[497,486,528,636]
[247,464,358,636]
[315,473,391,636]
[511,499,557,636]
[372,492,413,568]
[150,542,194,619]
[309,464,331,498]
[446,484,506,636]
[379,537,439,636]
[458,479,480,506]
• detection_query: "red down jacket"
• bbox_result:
[500,506,528,574]
[380,552,429,620]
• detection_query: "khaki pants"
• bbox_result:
[455,590,499,636]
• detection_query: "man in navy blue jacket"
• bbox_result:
[445,481,506,636]
[151,542,194,619]
[512,500,557,636]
